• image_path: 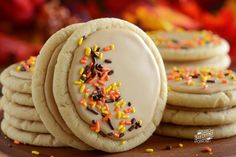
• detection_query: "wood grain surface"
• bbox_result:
[0,110,236,157]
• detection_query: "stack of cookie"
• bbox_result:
[0,57,65,147]
[156,67,236,139]
[0,18,167,153]
[148,30,230,70]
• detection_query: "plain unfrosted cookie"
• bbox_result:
[4,112,48,133]
[167,67,236,108]
[53,18,167,152]
[1,119,65,147]
[2,88,33,107]
[32,24,92,150]
[162,106,236,126]
[164,54,230,70]
[148,30,229,61]
[156,123,236,139]
[2,97,40,121]
[0,64,32,94]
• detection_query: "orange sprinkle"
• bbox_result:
[203,146,212,153]
[110,94,116,101]
[100,72,108,80]
[95,121,100,133]
[120,120,132,125]
[85,88,91,93]
[97,101,103,105]
[98,80,105,86]
[102,67,110,72]
[218,73,225,78]
[14,140,20,145]
[88,77,97,84]
[102,87,106,94]
[105,75,110,81]
[221,79,228,84]
[80,59,87,64]
[93,83,99,87]
[114,107,119,112]
[168,75,175,80]
[79,99,85,105]
[102,113,112,121]
[113,132,120,138]
[103,47,111,51]
[86,72,91,78]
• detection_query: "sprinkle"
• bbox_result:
[31,151,40,155]
[78,37,84,46]
[86,107,99,115]
[104,59,112,63]
[110,44,115,50]
[221,79,228,84]
[179,143,184,148]
[107,118,114,130]
[207,80,215,83]
[80,84,86,93]
[108,70,114,75]
[79,68,85,75]
[128,125,135,132]
[121,140,126,145]
[93,44,98,51]
[203,146,213,153]
[145,148,154,153]
[85,47,91,56]
[13,140,20,145]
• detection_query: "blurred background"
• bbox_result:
[0,0,236,68]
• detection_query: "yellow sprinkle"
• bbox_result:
[74,81,81,85]
[179,143,184,148]
[82,74,86,78]
[122,115,130,119]
[201,76,208,82]
[117,82,122,87]
[78,37,84,46]
[106,86,112,93]
[16,66,21,71]
[85,47,91,56]
[96,105,101,110]
[84,93,89,99]
[102,111,109,115]
[175,77,182,81]
[91,102,96,108]
[138,120,143,125]
[117,111,122,119]
[145,148,154,153]
[132,107,136,113]
[82,102,87,107]
[79,68,84,75]
[31,151,40,155]
[121,102,126,108]
[119,127,126,133]
[93,44,98,51]
[99,52,103,60]
[121,140,126,145]
[118,125,124,130]
[190,80,196,86]
[110,44,115,50]
[80,84,85,93]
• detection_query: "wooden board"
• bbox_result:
[0,111,236,157]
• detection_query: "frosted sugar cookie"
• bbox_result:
[53,18,167,152]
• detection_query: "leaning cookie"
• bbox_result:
[167,67,236,109]
[32,24,92,150]
[53,18,167,152]
[1,119,65,147]
[148,30,229,61]
[164,54,230,70]
[156,123,236,139]
[0,58,35,94]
